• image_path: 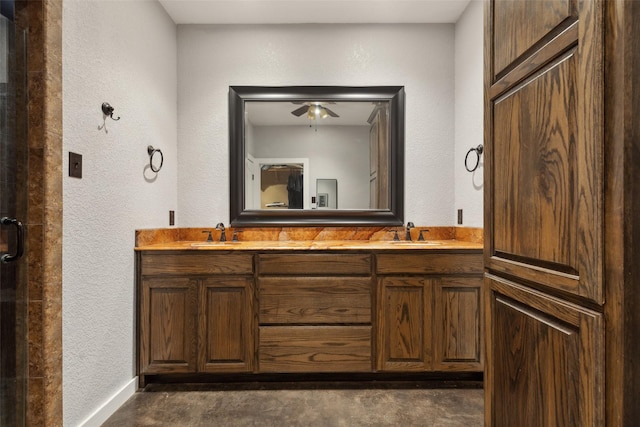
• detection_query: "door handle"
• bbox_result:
[1,217,24,263]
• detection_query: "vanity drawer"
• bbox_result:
[258,253,372,275]
[259,325,372,372]
[140,252,253,275]
[376,253,483,275]
[258,277,372,324]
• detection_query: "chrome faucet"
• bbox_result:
[405,222,415,241]
[216,222,226,242]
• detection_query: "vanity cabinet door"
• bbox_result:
[432,277,483,371]
[139,277,198,375]
[377,277,432,371]
[198,277,255,373]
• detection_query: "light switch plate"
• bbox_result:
[69,152,82,178]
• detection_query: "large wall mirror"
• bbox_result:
[229,86,404,226]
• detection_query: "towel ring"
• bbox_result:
[147,145,164,173]
[464,144,484,172]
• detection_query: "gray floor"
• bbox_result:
[102,384,484,426]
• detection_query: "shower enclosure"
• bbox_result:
[0,13,27,426]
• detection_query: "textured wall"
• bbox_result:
[177,24,456,226]
[454,1,484,227]
[62,1,177,425]
[58,11,483,424]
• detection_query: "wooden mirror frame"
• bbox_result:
[229,86,405,226]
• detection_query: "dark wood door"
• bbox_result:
[139,277,198,374]
[484,0,608,424]
[198,277,255,373]
[376,277,431,371]
[432,277,483,371]
[485,274,603,426]
[485,0,603,303]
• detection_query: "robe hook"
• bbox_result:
[101,102,120,121]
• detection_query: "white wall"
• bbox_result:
[62,1,177,425]
[177,24,455,226]
[454,1,484,227]
[59,10,483,424]
[253,125,370,209]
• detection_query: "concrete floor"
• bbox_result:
[102,383,484,426]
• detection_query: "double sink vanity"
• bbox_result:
[135,226,483,387]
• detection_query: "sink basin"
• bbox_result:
[190,241,242,247]
[389,241,442,246]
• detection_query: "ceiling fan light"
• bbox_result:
[319,108,329,119]
[307,107,316,120]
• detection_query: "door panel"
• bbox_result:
[485,0,604,303]
[492,0,576,78]
[377,277,431,371]
[433,277,482,371]
[198,277,254,373]
[485,274,603,426]
[493,51,578,272]
[139,278,198,374]
[0,14,27,426]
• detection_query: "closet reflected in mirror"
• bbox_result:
[248,161,309,210]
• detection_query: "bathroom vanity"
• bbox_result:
[135,228,483,387]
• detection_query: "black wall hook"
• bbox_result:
[101,102,120,121]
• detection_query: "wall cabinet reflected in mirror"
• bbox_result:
[230,86,405,226]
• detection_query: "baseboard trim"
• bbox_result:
[78,376,138,427]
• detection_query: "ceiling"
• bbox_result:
[158,0,473,25]
[246,101,377,127]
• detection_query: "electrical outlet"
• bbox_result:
[69,152,82,178]
[457,209,463,225]
[169,210,175,226]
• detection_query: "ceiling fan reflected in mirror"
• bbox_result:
[291,102,339,120]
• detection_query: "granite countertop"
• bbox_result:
[135,226,483,251]
[135,239,482,251]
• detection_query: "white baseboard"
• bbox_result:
[78,376,138,427]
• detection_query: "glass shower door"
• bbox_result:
[0,14,27,427]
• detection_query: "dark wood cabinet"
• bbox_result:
[377,277,431,371]
[139,277,198,375]
[138,249,484,384]
[137,252,255,385]
[485,274,603,426]
[432,277,482,371]
[485,0,640,424]
[376,252,483,373]
[259,326,372,373]
[198,277,254,373]
[486,0,603,303]
[257,253,373,373]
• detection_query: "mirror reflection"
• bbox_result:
[316,179,338,209]
[244,100,389,210]
[229,86,405,226]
